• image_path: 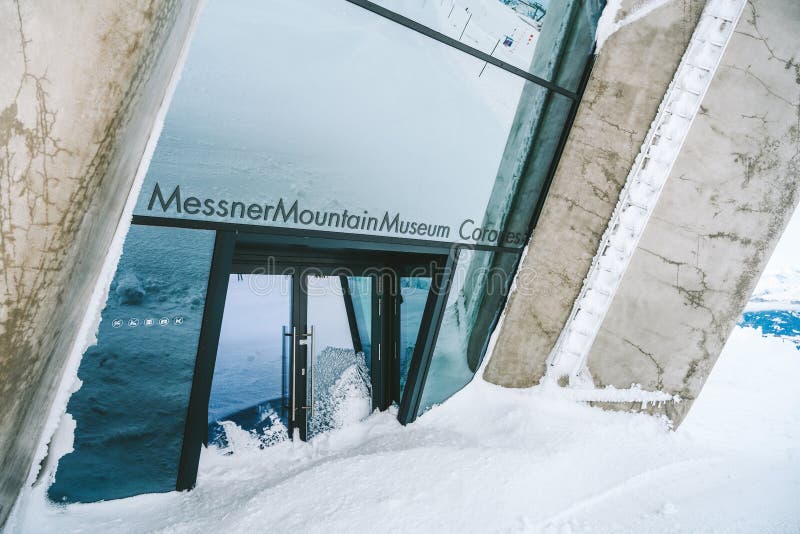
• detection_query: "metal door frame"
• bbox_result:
[175,229,452,490]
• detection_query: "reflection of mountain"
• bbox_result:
[741,268,800,348]
[747,268,800,311]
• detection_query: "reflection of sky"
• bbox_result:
[764,205,800,273]
[746,205,800,312]
[135,0,525,239]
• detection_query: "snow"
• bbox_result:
[595,0,671,51]
[6,0,799,530]
[8,323,799,533]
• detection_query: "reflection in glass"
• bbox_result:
[306,276,372,439]
[48,227,215,503]
[463,90,574,335]
[345,276,373,361]
[207,274,292,448]
[371,0,603,91]
[134,0,532,246]
[399,277,431,395]
[418,249,517,414]
[372,0,549,71]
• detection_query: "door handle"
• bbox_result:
[299,326,315,416]
[284,326,297,422]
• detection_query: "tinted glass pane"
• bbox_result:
[543,0,604,91]
[306,276,372,439]
[347,276,373,359]
[208,274,292,447]
[418,248,518,414]
[480,90,575,242]
[399,277,431,395]
[371,0,603,92]
[49,226,215,502]
[132,0,555,248]
[371,0,548,69]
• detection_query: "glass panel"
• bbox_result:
[346,276,373,361]
[207,274,292,449]
[132,0,552,248]
[399,276,432,395]
[472,90,574,250]
[48,226,215,503]
[306,276,372,439]
[370,0,603,92]
[371,0,550,70]
[418,248,518,414]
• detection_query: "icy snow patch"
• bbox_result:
[10,326,800,533]
[595,0,672,51]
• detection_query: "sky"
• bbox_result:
[765,204,800,272]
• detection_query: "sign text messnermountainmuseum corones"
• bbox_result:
[146,183,526,246]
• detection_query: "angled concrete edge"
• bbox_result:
[484,0,707,387]
[0,0,201,526]
[585,0,800,426]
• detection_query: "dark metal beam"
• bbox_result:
[130,215,521,255]
[397,248,459,424]
[340,276,364,354]
[176,230,235,491]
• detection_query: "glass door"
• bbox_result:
[304,275,374,440]
[181,242,448,490]
[205,255,438,448]
[208,273,292,448]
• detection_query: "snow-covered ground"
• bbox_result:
[10,322,799,533]
[9,210,800,533]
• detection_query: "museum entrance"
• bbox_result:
[200,237,445,449]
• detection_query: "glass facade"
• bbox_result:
[306,276,372,439]
[370,0,601,92]
[207,274,292,447]
[52,0,601,503]
[49,226,214,502]
[399,277,431,394]
[347,276,373,359]
[132,0,578,248]
[418,249,519,414]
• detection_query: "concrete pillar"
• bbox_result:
[584,0,800,425]
[0,0,199,525]
[486,0,799,428]
[484,0,707,387]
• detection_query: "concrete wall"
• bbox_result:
[484,0,707,387]
[585,0,800,424]
[0,0,199,526]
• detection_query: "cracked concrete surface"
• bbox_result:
[586,0,800,425]
[0,0,199,526]
[484,0,707,387]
